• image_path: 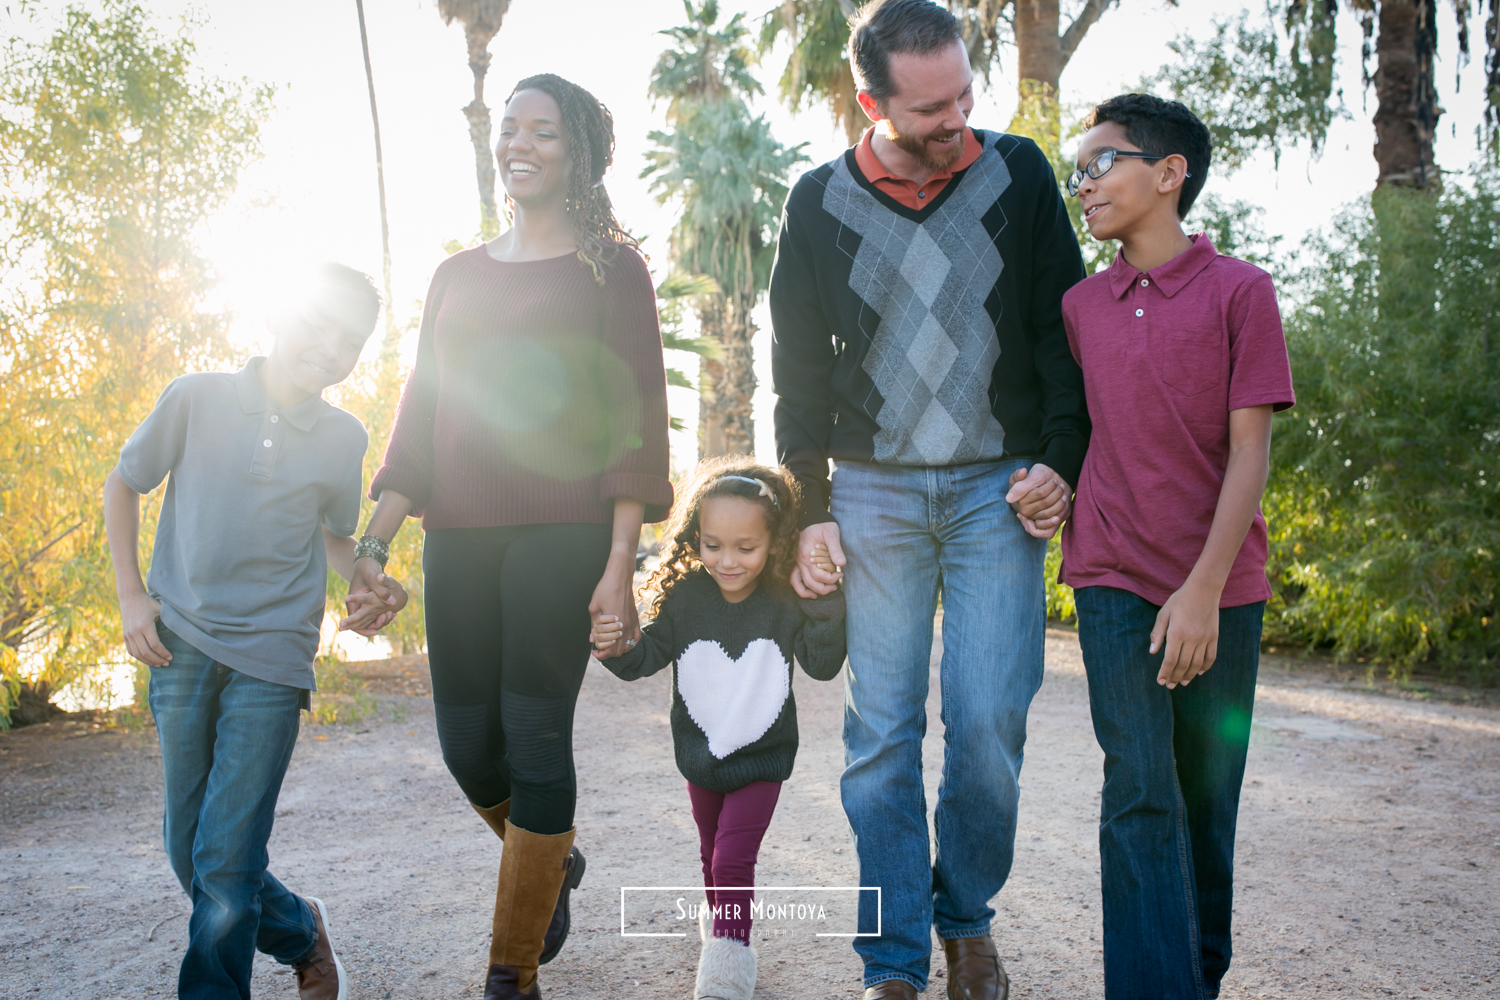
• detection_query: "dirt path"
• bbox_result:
[2,624,1497,999]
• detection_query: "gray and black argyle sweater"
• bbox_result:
[769,129,1089,525]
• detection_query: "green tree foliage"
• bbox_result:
[1151,1,1344,171]
[655,272,722,435]
[0,3,271,726]
[1266,174,1500,678]
[760,0,866,147]
[644,1,807,458]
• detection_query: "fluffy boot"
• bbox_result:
[484,819,576,1000]
[472,801,584,968]
[694,935,757,1000]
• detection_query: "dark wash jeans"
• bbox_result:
[149,624,317,1000]
[1074,586,1264,1000]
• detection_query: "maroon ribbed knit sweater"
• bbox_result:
[370,244,673,527]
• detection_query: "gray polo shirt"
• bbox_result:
[118,358,368,691]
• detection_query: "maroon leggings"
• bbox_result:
[687,779,782,945]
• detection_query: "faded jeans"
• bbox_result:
[832,458,1047,991]
[1074,586,1264,1000]
[149,624,318,1000]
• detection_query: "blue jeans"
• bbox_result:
[832,458,1046,991]
[149,624,318,1000]
[1074,587,1264,1000]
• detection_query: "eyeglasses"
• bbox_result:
[1066,148,1190,197]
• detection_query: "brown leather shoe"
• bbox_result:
[292,896,347,1000]
[862,980,919,999]
[943,934,1009,1000]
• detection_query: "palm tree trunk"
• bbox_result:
[1373,0,1441,188]
[1013,0,1063,91]
[696,304,730,459]
[838,62,866,147]
[717,300,757,457]
[354,0,398,353]
[463,42,500,239]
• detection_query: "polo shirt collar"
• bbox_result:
[234,357,330,432]
[1105,233,1219,299]
[853,125,985,185]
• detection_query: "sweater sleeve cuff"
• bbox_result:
[600,472,675,524]
[368,464,430,517]
[1040,435,1087,492]
[794,473,835,530]
[798,587,846,621]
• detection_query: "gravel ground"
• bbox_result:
[2,622,1497,999]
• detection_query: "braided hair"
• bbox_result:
[507,73,641,285]
[641,457,803,620]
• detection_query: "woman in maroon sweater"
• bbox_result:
[351,75,671,1000]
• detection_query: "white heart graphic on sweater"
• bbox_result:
[676,638,790,759]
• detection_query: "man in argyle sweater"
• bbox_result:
[769,3,1087,998]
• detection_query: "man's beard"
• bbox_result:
[887,123,965,170]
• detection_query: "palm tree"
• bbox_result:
[436,0,512,240]
[656,272,721,435]
[760,0,866,147]
[354,0,398,351]
[645,1,807,459]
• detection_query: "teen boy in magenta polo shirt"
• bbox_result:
[1057,95,1295,1000]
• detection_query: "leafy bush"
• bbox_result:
[1266,175,1500,679]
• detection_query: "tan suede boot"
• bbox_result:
[474,800,584,968]
[472,799,512,840]
[484,820,576,1000]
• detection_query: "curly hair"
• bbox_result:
[507,73,641,285]
[642,457,803,620]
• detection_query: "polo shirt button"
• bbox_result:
[1135,308,1144,317]
[918,191,926,198]
[270,414,279,423]
[1140,278,1149,287]
[263,439,273,448]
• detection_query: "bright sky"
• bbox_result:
[13,0,1496,465]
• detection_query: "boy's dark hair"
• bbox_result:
[642,456,802,619]
[848,0,963,102]
[1084,93,1212,218]
[303,262,381,334]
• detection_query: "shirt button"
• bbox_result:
[918,190,926,198]
[263,439,273,448]
[270,414,279,423]
[1140,278,1150,287]
[1135,308,1144,317]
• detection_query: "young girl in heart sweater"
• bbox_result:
[591,458,847,1000]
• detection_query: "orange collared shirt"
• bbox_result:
[852,125,985,210]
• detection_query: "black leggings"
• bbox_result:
[423,523,611,835]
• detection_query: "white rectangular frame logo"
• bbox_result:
[618,885,881,938]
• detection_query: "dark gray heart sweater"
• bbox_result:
[601,569,847,793]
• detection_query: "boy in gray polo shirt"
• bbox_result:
[103,263,406,1000]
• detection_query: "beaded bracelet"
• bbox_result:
[353,533,390,569]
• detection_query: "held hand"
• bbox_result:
[1005,464,1071,540]
[339,558,409,635]
[588,557,639,659]
[1150,580,1221,689]
[793,522,845,598]
[121,592,171,667]
[590,614,626,659]
[340,576,409,635]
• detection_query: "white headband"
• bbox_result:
[711,475,779,507]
